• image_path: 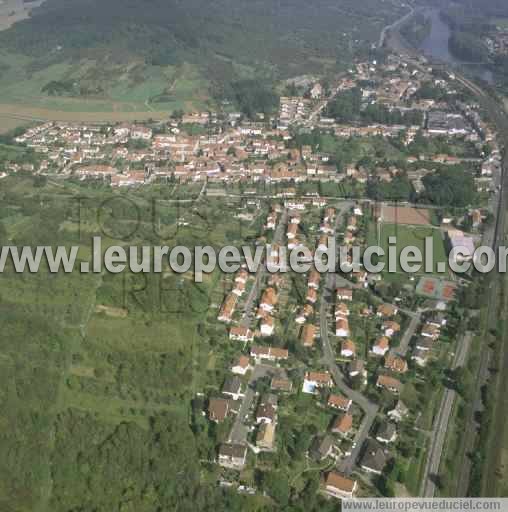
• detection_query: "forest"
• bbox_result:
[448,32,490,64]
[421,168,476,207]
[325,88,423,126]
[400,13,432,48]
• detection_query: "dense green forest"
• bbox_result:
[400,13,432,48]
[453,0,508,17]
[421,168,476,207]
[448,32,490,63]
[324,88,423,125]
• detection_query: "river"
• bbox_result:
[418,8,494,84]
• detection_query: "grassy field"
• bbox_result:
[368,222,449,277]
[0,115,29,133]
[493,17,508,30]
[482,272,508,497]
[0,52,210,117]
[404,433,429,496]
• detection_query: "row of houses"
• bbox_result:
[411,312,447,367]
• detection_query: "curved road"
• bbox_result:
[319,203,379,475]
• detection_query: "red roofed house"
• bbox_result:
[331,413,354,437]
[251,345,289,362]
[260,316,275,337]
[303,371,334,394]
[229,326,254,342]
[384,354,408,374]
[383,321,401,337]
[306,287,318,304]
[336,319,350,337]
[301,323,317,348]
[376,374,402,394]
[340,339,356,358]
[208,398,229,423]
[260,287,278,313]
[337,288,353,301]
[372,336,390,356]
[218,294,237,323]
[232,355,251,375]
[377,303,398,317]
[335,302,350,320]
[308,269,321,290]
[323,472,358,499]
[328,394,352,412]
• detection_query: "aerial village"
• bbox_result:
[7,55,501,198]
[209,189,464,499]
[2,52,505,499]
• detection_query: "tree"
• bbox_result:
[451,366,474,397]
[231,80,279,119]
[263,471,290,506]
[422,168,476,207]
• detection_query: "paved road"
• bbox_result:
[442,71,507,498]
[228,364,275,444]
[421,331,473,497]
[456,154,506,494]
[240,209,288,327]
[229,210,289,444]
[396,314,420,357]
[318,203,379,474]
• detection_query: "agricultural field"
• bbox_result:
[0,115,28,134]
[492,17,508,30]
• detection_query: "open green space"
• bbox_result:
[368,222,449,277]
[0,52,209,114]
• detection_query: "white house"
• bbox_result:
[232,356,251,375]
[260,316,275,337]
[372,336,390,357]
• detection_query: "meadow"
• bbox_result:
[0,52,210,117]
[368,222,449,277]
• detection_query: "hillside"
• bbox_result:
[0,0,405,117]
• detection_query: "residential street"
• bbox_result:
[240,209,288,327]
[228,364,275,445]
[395,314,420,357]
[229,210,289,445]
[319,203,379,474]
